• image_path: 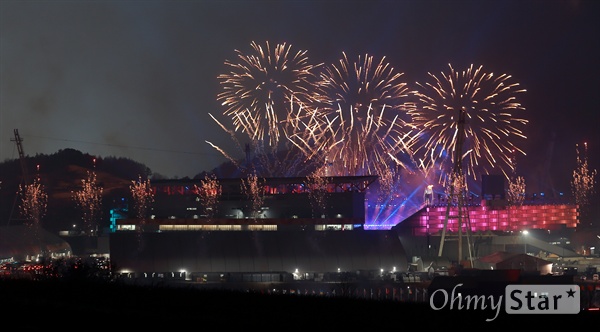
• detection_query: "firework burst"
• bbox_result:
[211,41,322,177]
[307,52,417,199]
[410,63,528,184]
[217,40,320,147]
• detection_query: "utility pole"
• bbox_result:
[437,110,474,267]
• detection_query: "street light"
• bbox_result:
[522,230,529,254]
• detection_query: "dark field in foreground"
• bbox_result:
[0,279,596,330]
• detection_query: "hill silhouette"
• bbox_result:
[0,146,318,233]
[0,148,166,233]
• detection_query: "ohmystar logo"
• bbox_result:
[505,284,580,314]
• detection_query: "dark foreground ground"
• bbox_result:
[0,278,596,330]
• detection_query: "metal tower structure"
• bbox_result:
[11,129,29,185]
[437,110,474,267]
[8,129,30,225]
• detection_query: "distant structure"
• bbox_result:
[121,175,376,231]
[0,225,72,263]
[108,175,581,278]
[109,176,409,278]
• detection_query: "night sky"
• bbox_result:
[1,0,598,197]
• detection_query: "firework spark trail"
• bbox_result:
[18,175,48,229]
[241,171,265,220]
[207,110,303,177]
[507,176,526,206]
[304,166,330,218]
[571,142,597,212]
[130,175,154,241]
[217,41,320,147]
[283,97,333,165]
[244,102,320,177]
[72,170,103,235]
[444,172,468,205]
[194,173,222,222]
[206,113,244,169]
[17,169,48,247]
[507,149,526,207]
[410,63,528,184]
[207,111,319,177]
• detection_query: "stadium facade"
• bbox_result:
[108,176,581,279]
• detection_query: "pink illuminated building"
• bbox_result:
[400,201,579,236]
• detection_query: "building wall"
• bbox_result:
[150,191,365,221]
[109,229,408,275]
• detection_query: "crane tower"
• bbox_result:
[437,110,474,267]
[11,129,29,185]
